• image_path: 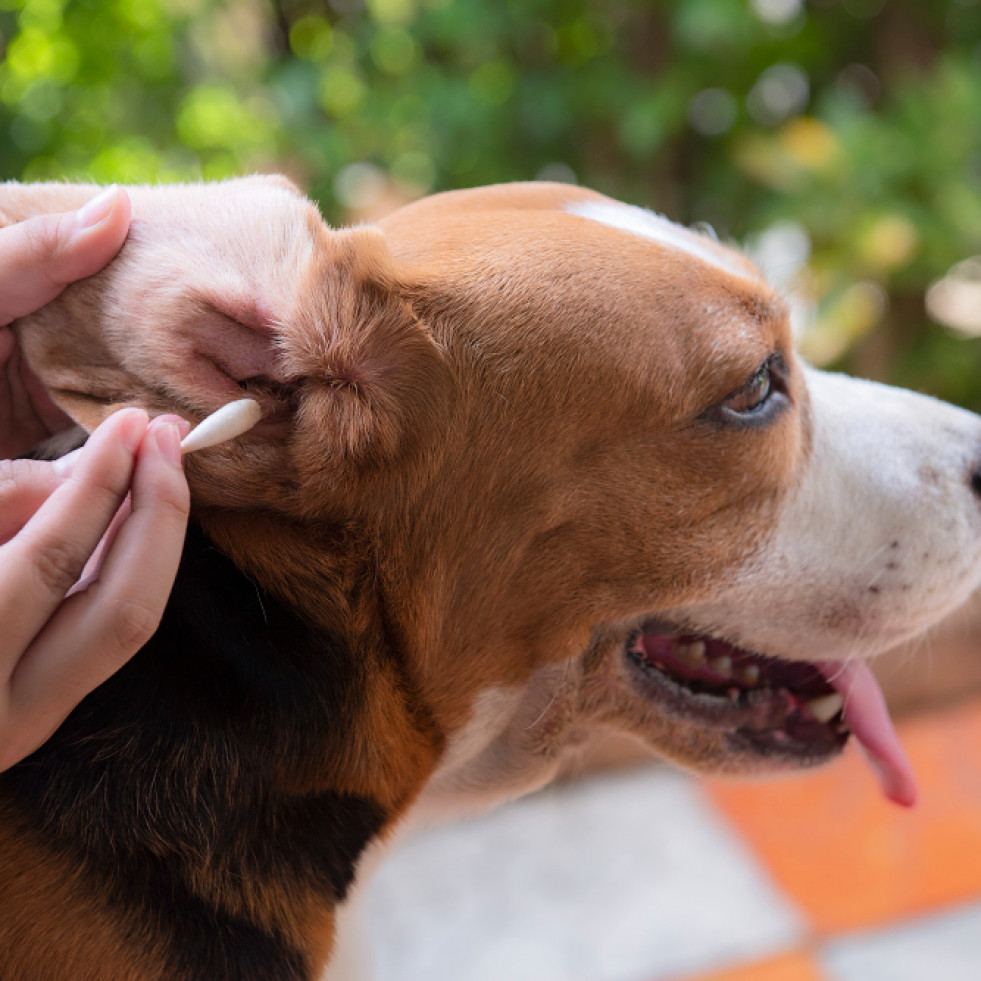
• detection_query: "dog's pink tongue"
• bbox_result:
[817,660,917,808]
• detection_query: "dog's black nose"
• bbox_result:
[971,466,981,499]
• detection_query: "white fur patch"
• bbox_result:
[566,200,757,281]
[658,368,981,661]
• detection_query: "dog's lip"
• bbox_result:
[624,627,917,807]
[624,631,844,742]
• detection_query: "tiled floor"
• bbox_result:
[367,696,981,981]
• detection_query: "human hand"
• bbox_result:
[0,408,190,771]
[0,186,131,459]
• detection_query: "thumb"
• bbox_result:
[0,186,131,327]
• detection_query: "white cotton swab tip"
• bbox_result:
[179,398,263,455]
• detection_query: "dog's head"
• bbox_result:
[7,177,981,813]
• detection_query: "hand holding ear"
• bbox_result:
[0,186,131,459]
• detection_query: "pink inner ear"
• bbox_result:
[183,297,304,427]
[193,299,284,386]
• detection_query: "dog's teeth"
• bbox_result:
[180,398,262,454]
[710,655,732,678]
[739,664,760,686]
[676,640,706,666]
[806,693,844,724]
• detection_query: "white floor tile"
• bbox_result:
[368,767,804,981]
[821,900,981,981]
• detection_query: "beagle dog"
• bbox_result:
[2,177,981,980]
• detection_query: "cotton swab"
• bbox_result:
[180,398,262,455]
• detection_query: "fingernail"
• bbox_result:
[114,407,149,453]
[154,413,193,439]
[152,422,182,467]
[76,186,119,230]
[52,447,82,476]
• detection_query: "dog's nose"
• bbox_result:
[971,466,981,500]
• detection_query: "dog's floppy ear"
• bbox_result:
[2,178,448,477]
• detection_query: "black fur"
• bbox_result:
[0,521,387,979]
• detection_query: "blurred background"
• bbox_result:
[1,0,981,401]
[3,2,981,979]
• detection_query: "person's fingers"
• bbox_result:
[44,413,187,487]
[0,407,147,662]
[67,415,190,593]
[5,418,189,751]
[0,187,130,459]
[0,186,131,327]
[68,495,132,597]
[50,446,83,476]
[0,457,66,544]
[74,416,189,637]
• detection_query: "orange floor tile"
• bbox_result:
[703,696,981,934]
[670,950,829,981]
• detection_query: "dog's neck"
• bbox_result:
[0,518,442,979]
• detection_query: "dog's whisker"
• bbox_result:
[523,659,573,732]
[252,581,269,626]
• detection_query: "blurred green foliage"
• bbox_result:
[1,0,980,402]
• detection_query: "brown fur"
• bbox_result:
[0,810,170,980]
[3,176,963,978]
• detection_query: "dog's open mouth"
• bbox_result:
[626,628,917,807]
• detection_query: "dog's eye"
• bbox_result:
[702,354,789,429]
[723,364,772,416]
